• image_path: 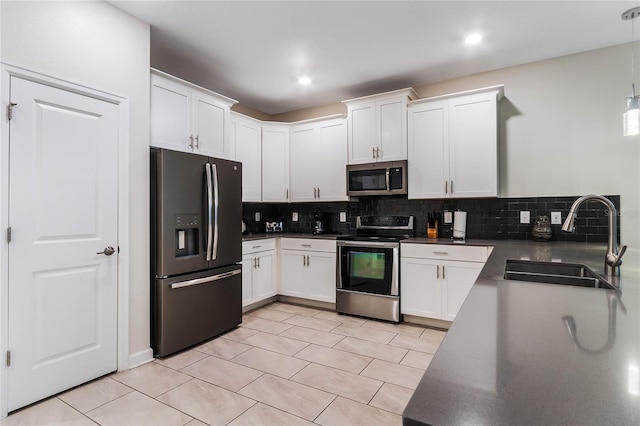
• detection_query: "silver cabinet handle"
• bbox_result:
[257,256,260,268]
[97,246,115,256]
[252,258,256,268]
[301,244,312,248]
[303,255,307,266]
[286,188,289,199]
[195,135,199,149]
[252,245,262,249]
[317,187,320,198]
[306,255,310,266]
[171,269,241,289]
[189,134,194,149]
[313,187,317,198]
[385,169,390,191]
[444,181,448,194]
[437,265,440,279]
[433,251,449,255]
[376,147,380,158]
[442,265,446,280]
[372,146,376,159]
[450,180,454,194]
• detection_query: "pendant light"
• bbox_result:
[623,7,640,136]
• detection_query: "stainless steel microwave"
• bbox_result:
[346,160,407,196]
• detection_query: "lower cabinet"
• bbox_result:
[241,240,276,307]
[401,243,488,321]
[280,238,336,303]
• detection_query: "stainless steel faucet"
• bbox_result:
[562,194,627,276]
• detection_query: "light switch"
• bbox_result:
[292,212,298,222]
[443,211,453,224]
[255,212,260,222]
[340,212,347,222]
[551,211,562,225]
[520,211,530,224]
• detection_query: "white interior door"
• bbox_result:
[7,76,119,411]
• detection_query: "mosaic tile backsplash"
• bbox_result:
[243,195,621,243]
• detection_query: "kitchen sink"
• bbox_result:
[504,260,614,289]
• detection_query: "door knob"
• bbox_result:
[97,246,115,256]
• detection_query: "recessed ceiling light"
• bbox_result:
[298,76,312,86]
[464,34,483,45]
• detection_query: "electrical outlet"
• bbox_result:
[520,211,530,224]
[254,212,260,222]
[292,212,298,222]
[443,211,453,224]
[551,211,562,225]
[339,212,347,222]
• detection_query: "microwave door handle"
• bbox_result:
[385,169,390,191]
[205,163,213,261]
[212,163,219,260]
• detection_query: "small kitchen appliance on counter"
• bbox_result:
[265,221,283,233]
[313,213,327,234]
[336,215,414,322]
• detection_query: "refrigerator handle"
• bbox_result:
[212,163,219,260]
[205,163,213,261]
[170,268,242,289]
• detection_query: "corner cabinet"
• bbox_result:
[343,88,417,165]
[289,116,348,202]
[400,243,490,321]
[279,238,336,303]
[261,123,290,202]
[150,70,237,158]
[408,86,503,199]
[241,239,277,307]
[229,113,262,202]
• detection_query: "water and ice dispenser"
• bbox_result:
[175,214,200,257]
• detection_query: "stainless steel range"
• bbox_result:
[336,215,414,322]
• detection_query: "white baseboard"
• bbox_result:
[127,348,154,370]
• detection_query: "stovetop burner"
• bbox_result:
[338,215,415,242]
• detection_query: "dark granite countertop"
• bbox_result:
[403,240,640,425]
[242,233,341,241]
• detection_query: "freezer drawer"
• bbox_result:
[152,265,242,357]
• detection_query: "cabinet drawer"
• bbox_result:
[401,243,488,262]
[280,238,336,253]
[242,239,276,254]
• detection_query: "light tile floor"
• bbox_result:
[0,302,446,426]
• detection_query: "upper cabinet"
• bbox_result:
[261,123,290,203]
[408,86,503,199]
[290,116,348,202]
[150,70,237,158]
[343,88,417,165]
[229,112,262,202]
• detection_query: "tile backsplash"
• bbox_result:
[243,195,620,243]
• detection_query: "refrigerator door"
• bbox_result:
[152,265,242,357]
[152,149,210,277]
[206,157,242,269]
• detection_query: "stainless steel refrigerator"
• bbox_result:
[151,148,242,357]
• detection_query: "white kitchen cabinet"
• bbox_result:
[408,85,503,199]
[401,243,489,321]
[343,88,417,164]
[150,70,236,158]
[279,238,336,303]
[289,116,348,202]
[242,240,276,307]
[261,123,290,202]
[230,113,262,202]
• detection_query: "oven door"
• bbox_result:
[337,240,399,296]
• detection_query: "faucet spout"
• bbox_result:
[562,194,626,277]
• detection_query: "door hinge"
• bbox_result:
[7,103,17,121]
[6,227,11,243]
[6,350,11,367]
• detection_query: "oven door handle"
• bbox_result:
[336,240,399,249]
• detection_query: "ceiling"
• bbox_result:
[109,0,640,115]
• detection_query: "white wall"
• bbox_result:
[1,1,151,361]
[413,43,640,248]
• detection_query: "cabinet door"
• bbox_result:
[241,256,255,307]
[289,126,318,202]
[449,93,498,198]
[400,258,442,318]
[307,252,336,303]
[234,119,262,202]
[193,92,227,158]
[253,252,275,301]
[378,98,407,161]
[348,102,377,164]
[262,125,290,202]
[151,76,192,152]
[442,261,483,321]
[280,251,308,298]
[408,101,448,199]
[316,120,348,201]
